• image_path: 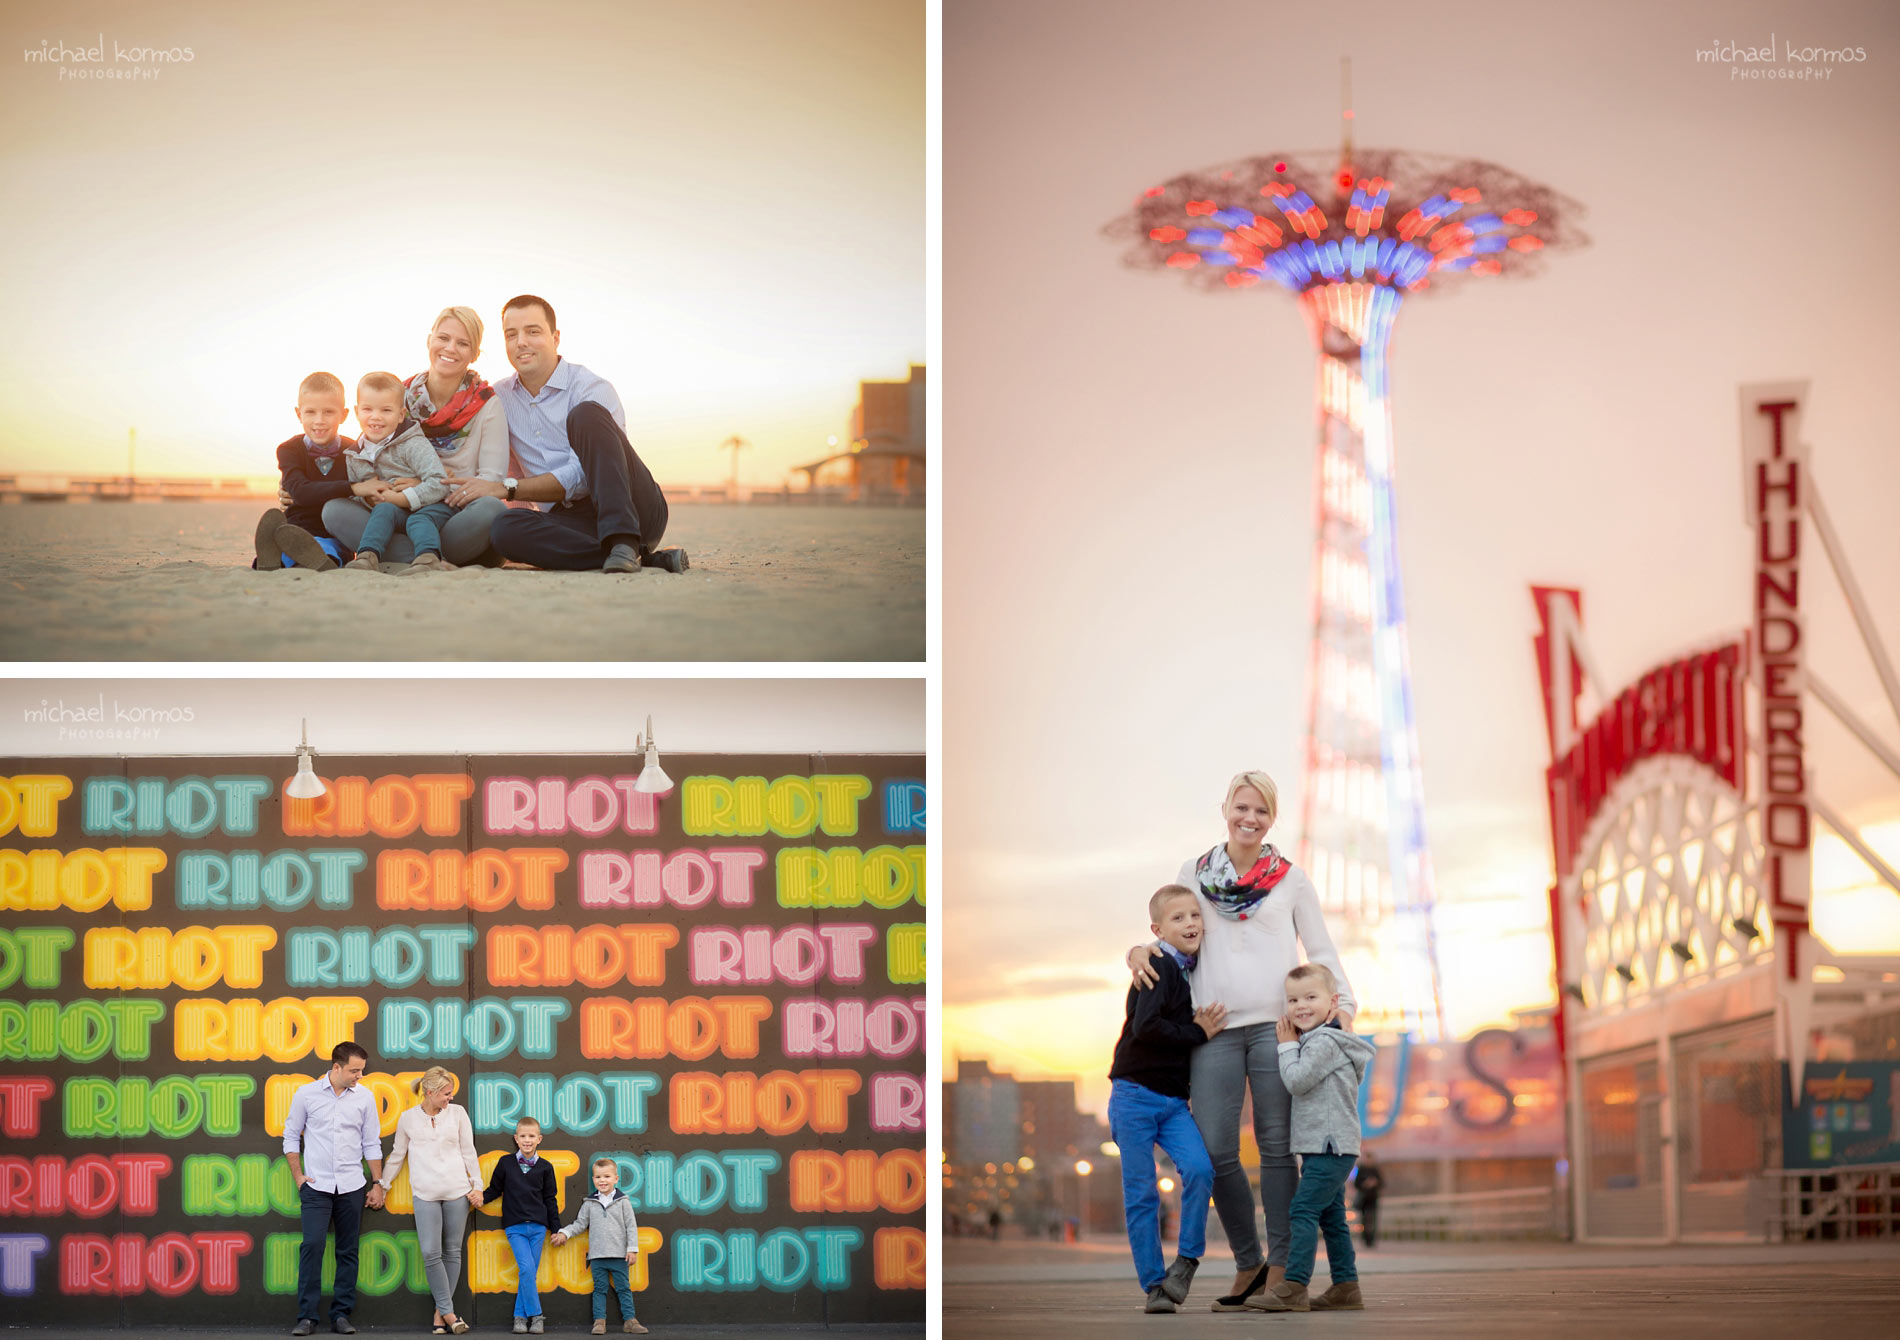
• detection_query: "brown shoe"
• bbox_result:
[400,551,457,573]
[1245,1279,1310,1312]
[343,552,381,572]
[1309,1280,1363,1310]
[275,524,337,571]
[591,1323,607,1335]
[623,1322,647,1335]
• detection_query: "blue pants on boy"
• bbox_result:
[503,1223,546,1318]
[590,1259,637,1322]
[1285,1152,1358,1287]
[358,500,454,559]
[1107,1078,1214,1291]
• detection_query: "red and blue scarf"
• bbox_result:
[1193,842,1291,921]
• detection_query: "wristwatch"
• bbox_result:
[504,476,519,500]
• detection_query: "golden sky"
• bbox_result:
[0,0,922,486]
[944,0,1900,1118]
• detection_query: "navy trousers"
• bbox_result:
[297,1183,366,1321]
[490,402,668,569]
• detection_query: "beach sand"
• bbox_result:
[0,500,923,661]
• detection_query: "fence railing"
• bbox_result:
[1758,1163,1900,1241]
[1373,1185,1563,1241]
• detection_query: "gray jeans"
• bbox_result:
[412,1196,471,1314]
[321,495,505,566]
[1190,1022,1295,1270]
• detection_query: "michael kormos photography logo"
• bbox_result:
[22,32,195,82]
[1695,32,1869,80]
[22,694,196,743]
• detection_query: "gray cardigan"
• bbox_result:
[557,1188,640,1259]
[343,419,449,508]
[1277,1025,1378,1156]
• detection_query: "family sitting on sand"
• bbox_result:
[252,295,686,575]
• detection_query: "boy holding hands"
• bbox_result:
[1249,963,1377,1313]
[551,1158,646,1334]
[1107,884,1226,1313]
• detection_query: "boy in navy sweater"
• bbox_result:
[485,1118,563,1334]
[253,371,357,570]
[1108,884,1226,1313]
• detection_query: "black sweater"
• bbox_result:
[276,434,356,536]
[484,1153,562,1231]
[1108,950,1207,1099]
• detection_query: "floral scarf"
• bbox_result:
[1193,842,1291,921]
[405,371,494,453]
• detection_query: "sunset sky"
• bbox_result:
[0,0,922,487]
[945,0,1900,1117]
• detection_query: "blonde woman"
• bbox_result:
[319,306,511,565]
[1128,771,1356,1310]
[378,1067,483,1334]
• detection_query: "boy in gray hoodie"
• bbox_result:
[1249,962,1376,1314]
[551,1158,645,1333]
[340,371,456,573]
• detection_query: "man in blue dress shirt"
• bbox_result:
[284,1041,385,1335]
[445,294,675,573]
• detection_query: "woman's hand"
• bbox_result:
[1275,1015,1298,1044]
[1334,1005,1355,1031]
[1125,942,1163,988]
[351,479,384,499]
[466,1190,483,1209]
[1193,1003,1228,1038]
[444,475,507,508]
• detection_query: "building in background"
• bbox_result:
[944,1058,1116,1237]
[791,364,926,503]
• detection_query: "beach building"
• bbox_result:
[792,364,926,503]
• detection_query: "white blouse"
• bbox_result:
[383,1102,482,1203]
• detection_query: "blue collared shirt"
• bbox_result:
[282,1076,382,1194]
[493,358,625,506]
[1159,941,1197,973]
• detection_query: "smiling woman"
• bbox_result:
[317,306,512,567]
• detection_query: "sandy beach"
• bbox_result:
[0,500,923,661]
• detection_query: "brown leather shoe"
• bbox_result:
[1309,1280,1364,1310]
[1245,1279,1310,1312]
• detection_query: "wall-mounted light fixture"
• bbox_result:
[285,719,327,799]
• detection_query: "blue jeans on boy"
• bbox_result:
[1106,1078,1214,1291]
[504,1222,547,1317]
[590,1258,636,1321]
[358,500,453,558]
[1285,1152,1358,1287]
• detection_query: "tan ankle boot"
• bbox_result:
[1245,1279,1309,1312]
[1309,1280,1364,1310]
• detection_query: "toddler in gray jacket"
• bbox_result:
[340,371,457,573]
[552,1158,645,1333]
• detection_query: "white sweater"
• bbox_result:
[1175,856,1357,1029]
[383,1102,482,1202]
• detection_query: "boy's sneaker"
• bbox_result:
[399,551,456,573]
[254,509,287,569]
[1309,1280,1364,1310]
[529,1318,545,1335]
[1144,1285,1177,1313]
[1245,1279,1309,1312]
[343,553,381,572]
[1159,1254,1199,1303]
[511,1320,527,1335]
[275,524,337,571]
[591,1323,607,1335]
[623,1323,648,1335]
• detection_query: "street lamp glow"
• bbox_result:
[1018,1156,1035,1172]
[1158,1177,1176,1193]
[1074,1160,1092,1177]
[1100,1141,1119,1157]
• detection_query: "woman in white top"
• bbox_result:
[1129,770,1355,1310]
[319,305,512,566]
[378,1066,484,1334]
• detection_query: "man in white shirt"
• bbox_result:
[455,294,679,574]
[284,1041,385,1336]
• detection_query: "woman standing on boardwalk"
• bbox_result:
[1129,770,1355,1309]
[379,1067,485,1334]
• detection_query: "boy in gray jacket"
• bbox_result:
[1249,963,1376,1314]
[340,371,456,573]
[551,1158,645,1333]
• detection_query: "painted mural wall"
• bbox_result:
[0,753,927,1326]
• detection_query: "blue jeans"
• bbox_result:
[358,500,454,558]
[1286,1152,1358,1287]
[296,1183,365,1322]
[504,1222,547,1317]
[1107,1079,1214,1291]
[590,1258,636,1321]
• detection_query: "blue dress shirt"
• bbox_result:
[493,358,625,507]
[282,1076,382,1194]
